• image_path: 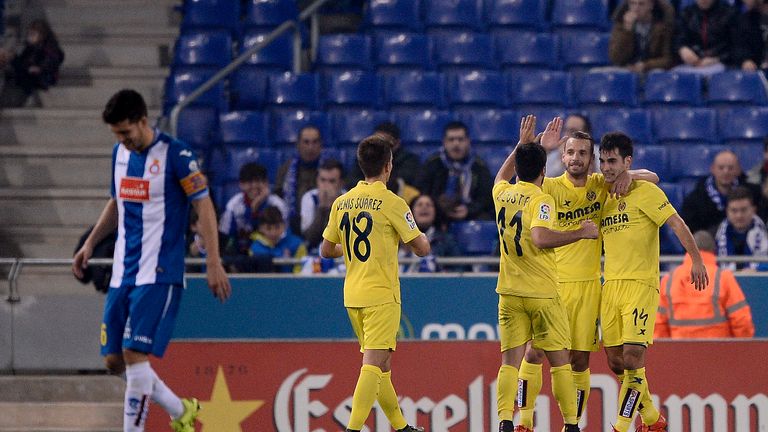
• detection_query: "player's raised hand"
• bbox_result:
[206,261,232,302]
[610,170,632,198]
[579,219,599,239]
[518,115,536,145]
[72,244,93,279]
[540,117,562,151]
[690,260,709,291]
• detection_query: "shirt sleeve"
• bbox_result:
[322,198,341,244]
[387,195,422,244]
[110,144,118,198]
[170,143,208,200]
[529,194,555,230]
[638,182,677,226]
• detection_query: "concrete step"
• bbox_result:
[40,84,162,109]
[61,43,163,68]
[0,226,88,258]
[56,25,177,46]
[0,376,124,403]
[0,402,122,430]
[0,187,108,227]
[0,147,111,188]
[58,67,169,88]
[44,4,174,28]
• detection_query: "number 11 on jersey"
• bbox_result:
[497,207,523,257]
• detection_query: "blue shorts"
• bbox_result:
[100,284,183,358]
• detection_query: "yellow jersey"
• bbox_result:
[600,180,677,281]
[493,180,558,298]
[323,181,421,307]
[542,173,607,282]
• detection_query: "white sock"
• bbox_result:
[124,362,153,432]
[151,369,184,419]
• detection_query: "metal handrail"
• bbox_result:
[168,0,333,137]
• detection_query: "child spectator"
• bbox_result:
[250,206,307,273]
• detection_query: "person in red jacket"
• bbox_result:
[657,230,755,338]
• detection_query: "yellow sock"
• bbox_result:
[637,372,660,426]
[497,364,519,421]
[348,364,383,430]
[572,369,591,422]
[551,364,578,425]
[614,368,648,432]
[517,360,542,428]
[377,371,407,430]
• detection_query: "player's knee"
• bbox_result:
[606,356,624,375]
[623,348,645,370]
[570,351,590,371]
[524,348,545,363]
[104,355,125,374]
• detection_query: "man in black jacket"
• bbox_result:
[674,0,737,75]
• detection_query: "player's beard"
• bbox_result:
[566,162,589,179]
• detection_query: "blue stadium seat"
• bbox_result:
[181,0,240,32]
[244,0,298,31]
[643,71,703,106]
[659,182,684,211]
[227,147,283,184]
[316,34,373,71]
[560,32,610,69]
[205,146,229,186]
[424,0,484,32]
[450,220,499,255]
[271,109,331,147]
[526,107,569,125]
[397,110,453,145]
[241,31,293,71]
[496,32,558,70]
[632,145,668,179]
[486,0,547,32]
[654,108,718,144]
[576,71,638,107]
[475,144,514,175]
[660,225,684,255]
[433,32,495,71]
[719,107,768,144]
[164,66,226,113]
[173,31,232,67]
[375,33,432,71]
[267,72,319,110]
[219,111,270,147]
[384,71,445,110]
[668,144,726,179]
[459,109,519,145]
[365,0,422,31]
[551,0,609,31]
[707,71,768,106]
[230,66,271,110]
[322,71,380,109]
[448,70,506,108]
[729,143,763,170]
[507,69,571,107]
[177,106,219,151]
[332,110,391,148]
[591,108,652,144]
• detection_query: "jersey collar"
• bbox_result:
[358,180,387,190]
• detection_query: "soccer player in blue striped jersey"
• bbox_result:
[73,90,231,432]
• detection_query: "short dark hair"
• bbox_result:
[102,89,148,124]
[727,186,754,205]
[600,131,634,159]
[260,206,284,226]
[567,113,592,135]
[239,162,268,182]
[374,121,401,141]
[566,130,595,155]
[443,121,469,137]
[319,158,344,177]
[515,143,547,182]
[299,125,321,140]
[357,135,393,178]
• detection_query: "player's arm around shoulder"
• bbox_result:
[530,194,599,249]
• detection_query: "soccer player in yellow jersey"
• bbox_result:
[598,132,708,432]
[321,134,430,432]
[493,117,599,432]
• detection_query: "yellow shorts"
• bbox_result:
[498,294,571,352]
[601,279,659,347]
[347,302,401,353]
[559,279,601,352]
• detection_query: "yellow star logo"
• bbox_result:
[197,366,264,431]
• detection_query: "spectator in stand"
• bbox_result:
[0,19,64,107]
[657,230,755,338]
[714,186,768,271]
[300,159,346,251]
[609,0,676,73]
[746,137,768,202]
[544,114,593,178]
[681,150,764,233]
[347,121,422,204]
[275,125,325,234]
[399,194,462,273]
[733,0,768,73]
[673,0,737,76]
[219,162,289,257]
[417,121,494,221]
[250,206,307,273]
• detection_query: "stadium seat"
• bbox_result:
[719,107,768,144]
[433,32,495,71]
[397,109,453,145]
[660,225,684,255]
[316,34,373,71]
[230,66,271,110]
[632,145,668,179]
[227,147,283,184]
[448,70,506,108]
[496,32,558,70]
[219,111,270,147]
[475,144,514,174]
[526,107,569,125]
[659,182,684,211]
[576,71,638,107]
[450,220,499,255]
[507,69,571,107]
[267,72,319,110]
[729,143,763,170]
[424,0,484,33]
[654,108,718,144]
[240,31,294,71]
[551,0,609,31]
[181,0,240,32]
[365,0,422,31]
[384,71,445,110]
[205,146,229,186]
[591,108,653,144]
[164,66,226,113]
[459,109,519,145]
[643,71,703,106]
[173,31,232,67]
[707,71,768,106]
[375,33,432,71]
[244,0,298,31]
[332,110,391,148]
[271,109,331,147]
[177,106,219,151]
[560,32,610,69]
[322,70,380,109]
[668,144,726,179]
[486,0,547,32]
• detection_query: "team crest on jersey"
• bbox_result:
[119,177,150,202]
[587,190,596,201]
[538,204,551,221]
[148,159,161,175]
[618,201,626,212]
[404,210,417,230]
